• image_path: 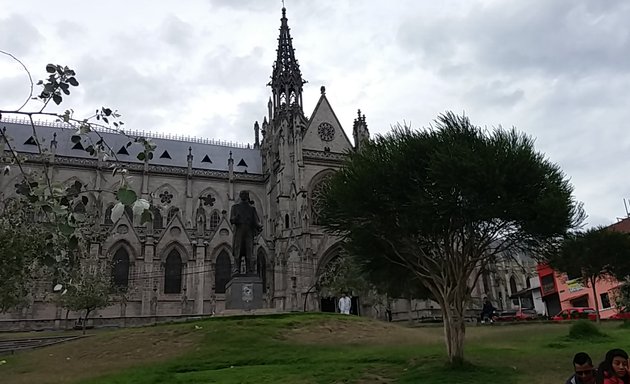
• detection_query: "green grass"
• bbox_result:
[2,314,628,384]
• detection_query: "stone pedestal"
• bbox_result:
[225,274,264,310]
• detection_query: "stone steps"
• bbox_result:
[0,335,84,355]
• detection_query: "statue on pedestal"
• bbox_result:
[230,190,263,275]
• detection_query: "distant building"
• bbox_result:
[536,263,618,318]
[535,217,630,318]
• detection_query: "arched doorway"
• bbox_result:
[215,251,231,294]
[316,253,360,315]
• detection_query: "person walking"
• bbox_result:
[338,293,352,315]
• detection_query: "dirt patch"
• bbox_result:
[285,319,444,346]
[2,326,203,384]
[357,372,396,383]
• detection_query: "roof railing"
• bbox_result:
[1,116,253,149]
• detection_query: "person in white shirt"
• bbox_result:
[338,293,352,315]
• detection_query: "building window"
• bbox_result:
[215,251,231,294]
[167,207,180,224]
[164,250,183,294]
[601,292,612,309]
[209,211,221,231]
[111,248,130,289]
[509,276,519,305]
[285,214,290,229]
[152,207,163,229]
[541,274,555,295]
[482,271,490,294]
[104,204,114,225]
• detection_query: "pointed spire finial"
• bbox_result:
[321,86,326,95]
[269,3,306,116]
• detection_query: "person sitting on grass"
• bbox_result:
[596,349,630,384]
[566,352,596,384]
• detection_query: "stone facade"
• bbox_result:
[0,7,369,321]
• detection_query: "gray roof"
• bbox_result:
[1,119,262,174]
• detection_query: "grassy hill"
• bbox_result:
[1,314,628,383]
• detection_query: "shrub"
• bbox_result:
[568,320,606,340]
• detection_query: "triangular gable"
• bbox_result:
[302,93,353,153]
[108,213,142,247]
[208,214,233,244]
[156,213,191,245]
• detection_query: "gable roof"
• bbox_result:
[302,92,353,153]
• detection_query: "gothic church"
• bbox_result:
[0,7,370,321]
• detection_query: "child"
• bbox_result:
[596,349,630,384]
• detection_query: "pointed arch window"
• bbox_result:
[152,207,163,229]
[112,248,130,289]
[104,204,114,225]
[209,211,221,231]
[74,201,86,214]
[310,176,332,226]
[167,207,180,223]
[215,251,231,294]
[257,250,267,293]
[195,206,207,229]
[509,276,519,305]
[482,271,490,295]
[164,250,183,294]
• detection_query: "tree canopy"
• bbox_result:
[318,112,583,364]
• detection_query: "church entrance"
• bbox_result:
[321,297,336,313]
[319,296,360,315]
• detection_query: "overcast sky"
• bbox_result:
[1,0,629,227]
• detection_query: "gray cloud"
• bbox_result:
[0,14,43,57]
[397,0,630,77]
[197,100,265,144]
[160,15,195,51]
[198,46,269,90]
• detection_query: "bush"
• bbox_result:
[568,320,607,340]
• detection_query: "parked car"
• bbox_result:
[610,307,630,320]
[551,307,597,321]
[494,308,539,322]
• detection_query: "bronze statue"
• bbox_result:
[230,190,262,275]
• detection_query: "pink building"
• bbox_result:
[537,263,620,318]
[537,217,630,318]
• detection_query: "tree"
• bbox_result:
[318,112,583,365]
[546,227,630,323]
[58,266,112,334]
[0,52,157,304]
[0,199,67,313]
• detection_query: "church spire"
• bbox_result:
[269,6,306,118]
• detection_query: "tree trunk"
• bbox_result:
[591,278,600,324]
[64,309,69,331]
[407,297,414,324]
[83,309,91,335]
[439,294,466,366]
